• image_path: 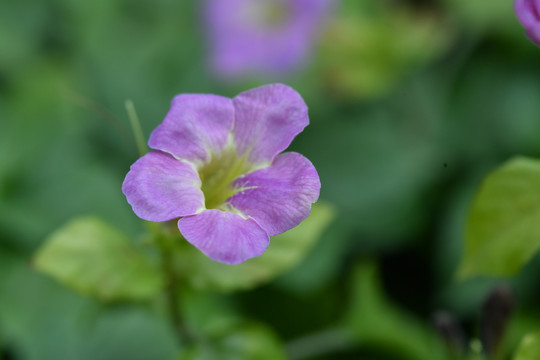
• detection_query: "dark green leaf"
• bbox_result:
[179,321,287,360]
[344,262,448,360]
[0,253,178,360]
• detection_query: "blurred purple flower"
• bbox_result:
[205,0,332,78]
[515,0,540,45]
[122,84,320,265]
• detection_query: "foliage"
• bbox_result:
[179,322,287,360]
[514,331,540,360]
[2,0,540,358]
[345,262,449,360]
[319,0,451,99]
[174,202,335,292]
[34,216,163,302]
[459,157,540,279]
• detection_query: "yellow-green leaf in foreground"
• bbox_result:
[514,331,540,360]
[174,202,335,292]
[458,157,540,279]
[34,216,163,302]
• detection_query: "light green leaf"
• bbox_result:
[444,0,517,30]
[179,321,287,360]
[514,331,540,360]
[34,216,163,302]
[319,0,451,100]
[344,262,448,360]
[174,202,335,292]
[458,157,540,279]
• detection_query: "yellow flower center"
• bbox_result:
[198,147,253,210]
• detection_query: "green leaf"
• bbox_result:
[34,216,163,302]
[344,262,448,360]
[319,0,451,100]
[174,202,335,292]
[458,157,540,279]
[1,253,177,360]
[179,321,287,360]
[444,0,517,30]
[514,331,540,360]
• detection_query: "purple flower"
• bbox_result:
[122,84,320,265]
[204,0,332,78]
[515,0,540,45]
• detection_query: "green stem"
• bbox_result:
[61,89,134,151]
[160,246,192,345]
[125,100,147,157]
[151,224,194,346]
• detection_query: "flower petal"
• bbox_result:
[178,209,269,264]
[228,152,320,236]
[205,0,332,77]
[232,84,309,165]
[526,27,540,45]
[122,151,204,222]
[516,0,540,28]
[148,94,234,164]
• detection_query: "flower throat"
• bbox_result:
[198,147,253,210]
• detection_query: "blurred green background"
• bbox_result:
[2,0,540,359]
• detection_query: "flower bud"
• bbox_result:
[480,284,515,357]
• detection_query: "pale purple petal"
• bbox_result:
[516,0,540,45]
[526,27,540,45]
[148,94,234,164]
[178,209,269,264]
[232,84,309,165]
[122,151,204,222]
[228,152,320,236]
[205,0,332,77]
[516,0,540,27]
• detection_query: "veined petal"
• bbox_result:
[122,151,204,222]
[228,152,320,236]
[178,210,269,264]
[148,94,234,164]
[232,84,309,166]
